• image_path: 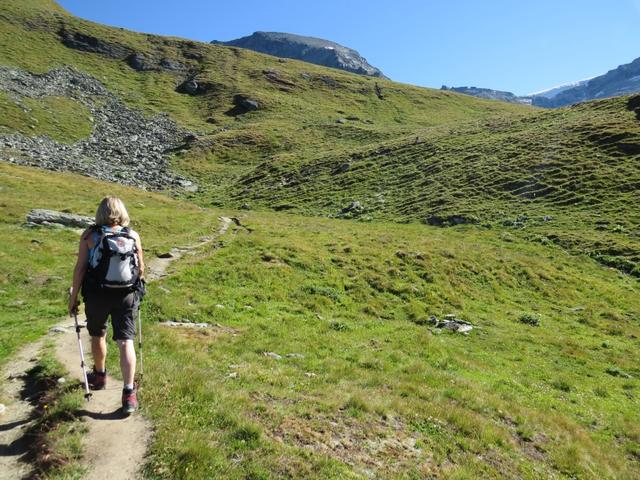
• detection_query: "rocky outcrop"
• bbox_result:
[263,69,296,89]
[159,58,186,71]
[175,77,218,95]
[124,52,186,72]
[428,314,473,333]
[628,95,640,120]
[441,86,532,105]
[232,94,260,112]
[60,29,192,74]
[425,214,479,227]
[126,52,155,71]
[213,31,386,78]
[60,30,131,58]
[0,67,196,191]
[26,209,94,229]
[336,200,367,219]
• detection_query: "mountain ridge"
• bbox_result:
[441,85,532,105]
[532,56,640,108]
[212,30,386,78]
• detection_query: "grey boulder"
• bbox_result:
[26,209,93,229]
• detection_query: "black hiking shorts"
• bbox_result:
[85,289,139,341]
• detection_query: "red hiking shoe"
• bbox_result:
[122,387,138,414]
[87,368,106,390]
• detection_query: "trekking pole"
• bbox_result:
[137,303,143,385]
[72,310,93,401]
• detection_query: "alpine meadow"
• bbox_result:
[0,1,639,479]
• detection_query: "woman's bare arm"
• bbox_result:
[69,230,90,314]
[134,231,145,279]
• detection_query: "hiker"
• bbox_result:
[68,196,145,414]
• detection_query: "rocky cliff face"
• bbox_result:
[531,57,640,108]
[213,31,386,78]
[441,86,532,105]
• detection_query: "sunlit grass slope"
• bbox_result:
[141,211,639,479]
[0,1,639,478]
[4,1,638,277]
[229,94,640,277]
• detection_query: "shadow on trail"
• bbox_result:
[0,432,30,458]
[0,363,118,475]
[76,407,126,421]
[18,365,57,407]
[0,365,54,471]
[0,418,32,434]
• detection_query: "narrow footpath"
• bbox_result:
[0,216,232,480]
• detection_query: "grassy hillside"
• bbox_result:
[2,0,637,277]
[231,96,640,221]
[228,95,640,276]
[4,163,637,479]
[0,0,526,159]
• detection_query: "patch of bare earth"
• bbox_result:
[268,411,436,478]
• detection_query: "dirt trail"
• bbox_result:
[0,338,48,480]
[146,216,232,282]
[0,216,232,479]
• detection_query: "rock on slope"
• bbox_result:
[213,31,386,78]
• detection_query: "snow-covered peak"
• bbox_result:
[529,78,593,99]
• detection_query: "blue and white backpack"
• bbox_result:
[85,226,140,291]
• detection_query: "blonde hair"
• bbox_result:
[95,196,130,227]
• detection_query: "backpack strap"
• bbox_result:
[87,225,105,266]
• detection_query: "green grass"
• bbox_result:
[4,0,635,278]
[139,211,639,479]
[223,95,640,276]
[0,91,93,143]
[1,1,640,478]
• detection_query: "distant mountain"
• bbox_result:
[529,57,640,108]
[528,79,592,102]
[445,56,640,108]
[212,31,386,78]
[441,86,532,105]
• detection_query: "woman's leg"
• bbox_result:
[117,339,136,386]
[91,335,107,371]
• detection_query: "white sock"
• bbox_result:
[124,383,134,391]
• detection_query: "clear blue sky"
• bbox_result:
[56,0,640,95]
